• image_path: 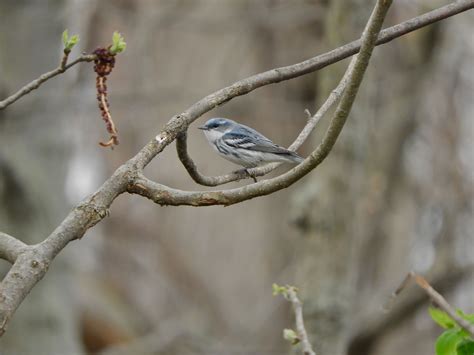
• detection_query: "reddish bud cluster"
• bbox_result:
[93,48,115,76]
[93,47,119,148]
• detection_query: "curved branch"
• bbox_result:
[0,232,27,264]
[0,0,471,336]
[130,0,392,207]
[0,54,96,110]
[176,131,251,186]
[176,57,357,186]
[172,0,474,185]
[94,0,474,175]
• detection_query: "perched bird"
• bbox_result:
[198,118,304,168]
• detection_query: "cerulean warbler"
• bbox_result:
[199,118,304,168]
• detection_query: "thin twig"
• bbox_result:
[0,54,96,110]
[349,266,473,353]
[388,271,474,337]
[289,57,357,152]
[59,51,70,70]
[244,56,358,179]
[287,287,317,355]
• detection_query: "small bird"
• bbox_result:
[198,118,304,168]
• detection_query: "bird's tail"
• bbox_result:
[285,150,304,164]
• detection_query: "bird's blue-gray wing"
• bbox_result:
[222,127,292,155]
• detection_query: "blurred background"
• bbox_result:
[0,0,472,354]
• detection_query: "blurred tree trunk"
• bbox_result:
[291,2,473,355]
[0,1,84,354]
[290,1,367,353]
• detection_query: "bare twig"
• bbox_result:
[289,57,357,151]
[59,51,70,70]
[348,266,473,354]
[287,287,317,355]
[0,54,96,110]
[0,0,470,336]
[388,271,474,337]
[1,1,470,115]
[175,0,474,186]
[176,131,253,186]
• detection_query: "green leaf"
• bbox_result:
[62,29,69,47]
[283,328,300,345]
[430,307,457,329]
[272,283,287,297]
[457,309,474,324]
[62,30,79,52]
[457,339,474,355]
[110,31,126,54]
[435,329,465,355]
[272,283,280,296]
[67,35,79,48]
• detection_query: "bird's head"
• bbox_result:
[198,118,235,142]
[198,118,235,132]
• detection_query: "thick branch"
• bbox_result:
[0,232,27,264]
[0,54,96,110]
[0,164,131,335]
[174,0,473,185]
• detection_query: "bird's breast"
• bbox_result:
[203,130,223,144]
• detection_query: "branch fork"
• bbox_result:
[0,0,472,337]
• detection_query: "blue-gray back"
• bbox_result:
[222,125,292,155]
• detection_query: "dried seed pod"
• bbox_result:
[93,47,119,148]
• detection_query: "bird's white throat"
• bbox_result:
[203,129,225,144]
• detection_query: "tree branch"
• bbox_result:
[388,271,474,338]
[176,58,356,187]
[131,0,391,206]
[0,232,27,264]
[287,287,317,355]
[0,54,96,110]
[175,0,473,185]
[348,266,473,355]
[0,164,130,335]
[0,0,470,336]
[176,131,253,186]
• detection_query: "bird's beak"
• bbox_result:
[198,126,208,130]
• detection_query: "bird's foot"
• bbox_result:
[232,168,258,183]
[244,168,258,183]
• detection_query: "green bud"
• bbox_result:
[62,29,69,47]
[272,283,287,297]
[283,329,300,345]
[62,29,79,52]
[110,31,126,54]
